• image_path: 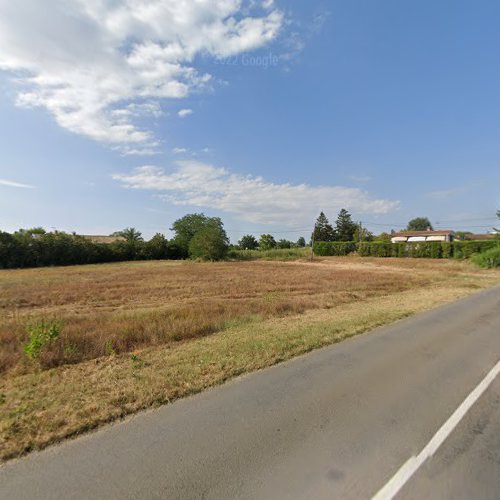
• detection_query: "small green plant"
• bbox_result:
[130,354,143,369]
[105,340,116,356]
[23,320,61,360]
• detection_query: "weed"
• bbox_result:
[23,321,61,360]
[105,340,116,356]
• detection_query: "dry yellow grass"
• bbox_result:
[0,257,499,461]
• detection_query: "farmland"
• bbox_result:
[1,257,499,461]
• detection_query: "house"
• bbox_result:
[80,235,126,244]
[391,230,455,243]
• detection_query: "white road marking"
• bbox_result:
[372,358,500,500]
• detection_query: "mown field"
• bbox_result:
[1,257,499,461]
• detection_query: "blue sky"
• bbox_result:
[1,0,499,242]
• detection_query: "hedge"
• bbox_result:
[0,231,185,269]
[314,240,499,259]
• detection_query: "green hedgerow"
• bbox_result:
[471,247,500,269]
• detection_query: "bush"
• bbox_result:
[471,247,500,268]
[452,240,499,259]
[314,242,357,256]
[24,320,61,360]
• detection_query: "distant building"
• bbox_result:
[80,235,126,244]
[391,230,455,243]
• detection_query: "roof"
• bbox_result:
[391,230,454,237]
[80,235,126,244]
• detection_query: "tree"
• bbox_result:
[407,217,433,231]
[312,212,336,242]
[171,213,226,257]
[112,227,143,242]
[277,239,292,249]
[375,232,392,242]
[353,224,373,242]
[259,234,276,250]
[188,225,229,261]
[296,236,306,247]
[238,234,259,250]
[143,233,169,260]
[335,209,357,241]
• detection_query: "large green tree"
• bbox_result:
[277,239,293,249]
[259,234,277,250]
[312,212,336,242]
[335,209,357,241]
[406,217,433,231]
[238,234,259,250]
[188,225,229,261]
[171,213,227,257]
[143,233,169,260]
[296,236,306,247]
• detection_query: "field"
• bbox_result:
[1,257,499,461]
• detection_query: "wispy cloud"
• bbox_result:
[0,178,34,189]
[348,175,371,183]
[177,109,193,118]
[425,186,468,200]
[113,161,399,226]
[280,9,331,63]
[172,147,188,154]
[0,1,284,154]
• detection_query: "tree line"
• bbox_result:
[1,210,497,268]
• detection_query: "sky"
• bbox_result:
[1,0,499,242]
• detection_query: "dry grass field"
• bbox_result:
[1,257,499,461]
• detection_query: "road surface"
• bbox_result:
[1,286,500,499]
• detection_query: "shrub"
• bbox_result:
[471,247,500,268]
[24,320,61,360]
[453,240,499,259]
[358,242,394,257]
[314,242,357,256]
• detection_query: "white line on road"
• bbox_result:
[372,358,500,500]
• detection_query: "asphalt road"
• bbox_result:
[1,286,500,500]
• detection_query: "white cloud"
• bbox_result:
[113,161,400,226]
[0,1,284,154]
[172,147,188,154]
[177,108,193,118]
[0,178,34,189]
